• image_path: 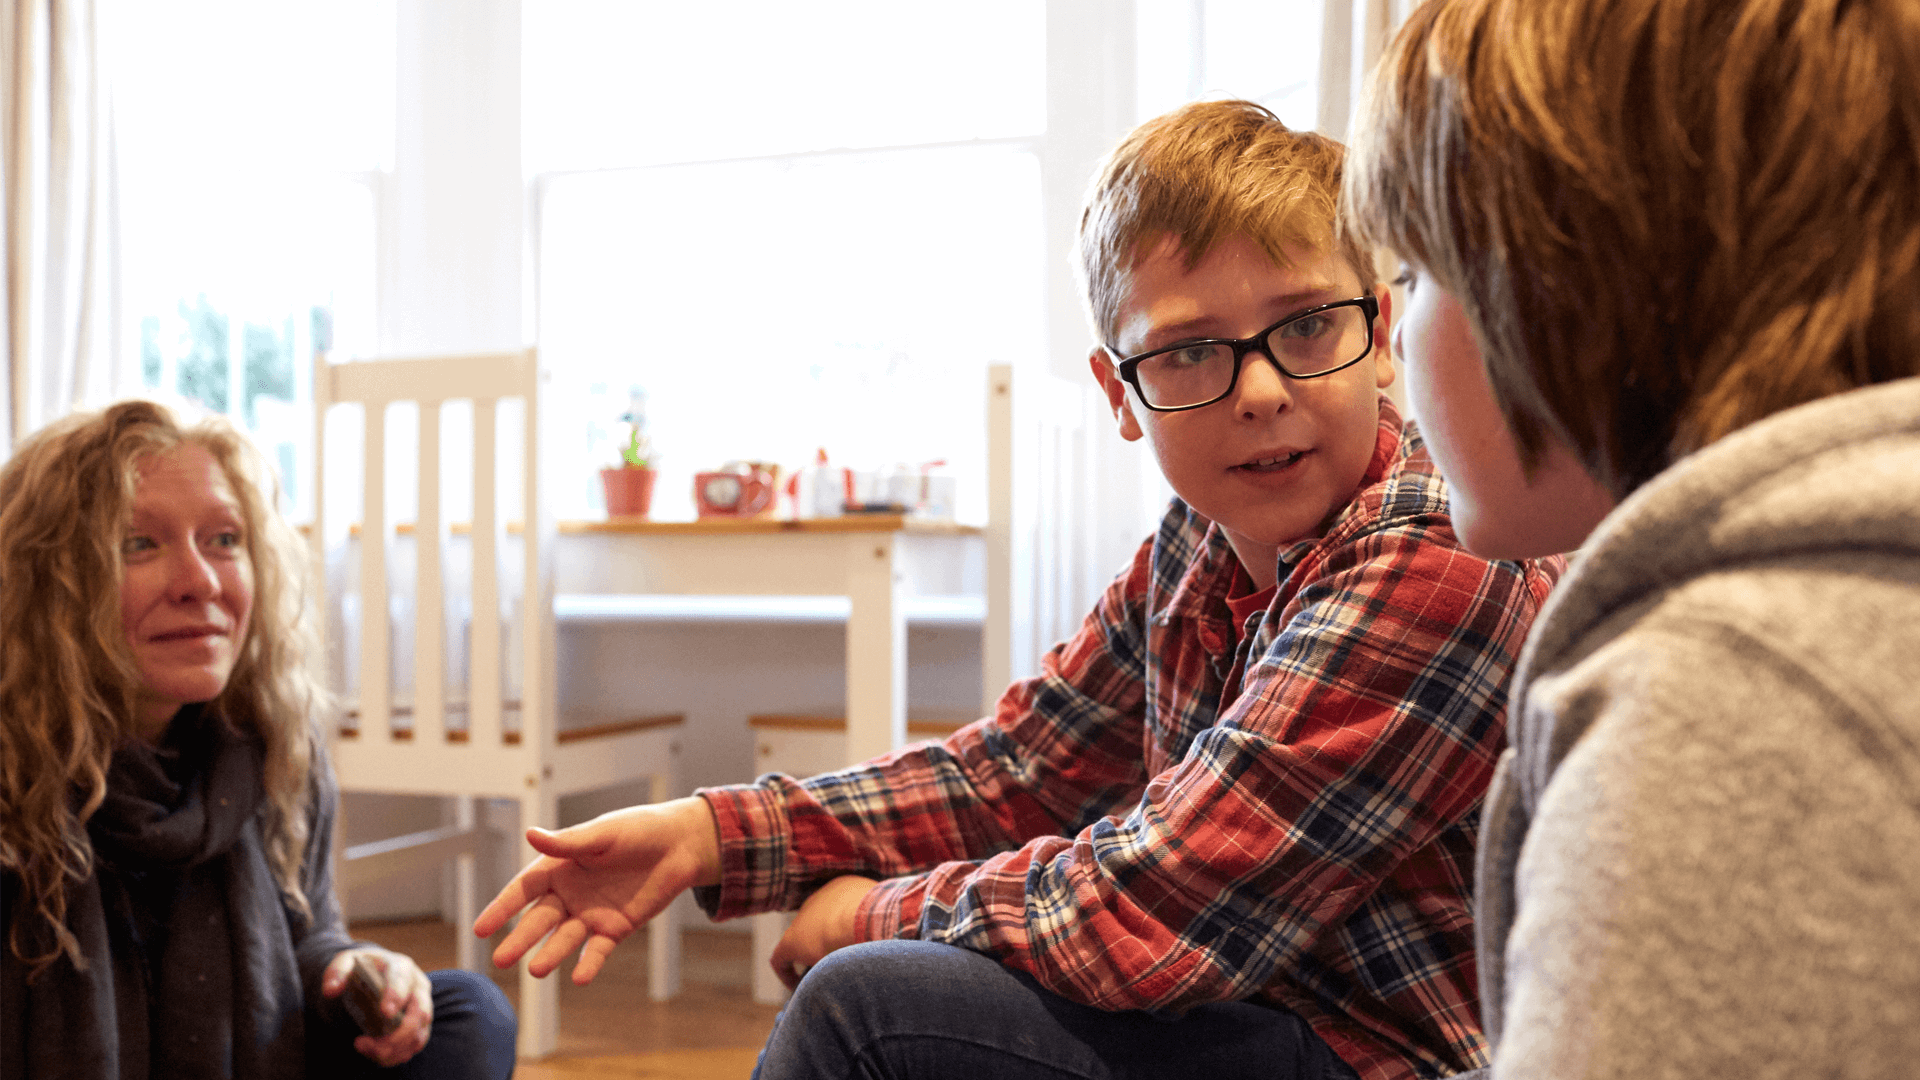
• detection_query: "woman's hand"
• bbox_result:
[474,796,723,985]
[321,947,433,1067]
[770,875,878,990]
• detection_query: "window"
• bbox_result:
[106,0,393,517]
[103,0,1327,527]
[1137,0,1324,127]
[526,1,1046,522]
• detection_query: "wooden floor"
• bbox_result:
[350,918,781,1080]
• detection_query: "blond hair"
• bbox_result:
[1077,98,1379,346]
[1344,0,1920,496]
[0,400,323,974]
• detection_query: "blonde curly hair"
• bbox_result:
[0,400,325,974]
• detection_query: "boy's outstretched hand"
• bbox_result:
[473,796,722,985]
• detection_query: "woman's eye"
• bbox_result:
[122,535,156,555]
[1391,265,1418,291]
[210,530,244,550]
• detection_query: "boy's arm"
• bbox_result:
[693,532,1163,922]
[853,522,1546,1014]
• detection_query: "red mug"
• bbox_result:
[694,465,776,517]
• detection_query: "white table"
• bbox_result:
[553,514,984,764]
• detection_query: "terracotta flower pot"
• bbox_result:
[600,467,657,518]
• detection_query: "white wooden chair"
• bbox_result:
[984,362,1105,710]
[313,348,683,1058]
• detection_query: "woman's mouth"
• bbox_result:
[151,626,224,643]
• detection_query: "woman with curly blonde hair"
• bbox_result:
[0,400,514,1078]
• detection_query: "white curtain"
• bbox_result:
[1317,0,1417,141]
[2,0,119,453]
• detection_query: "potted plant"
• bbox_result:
[600,422,656,518]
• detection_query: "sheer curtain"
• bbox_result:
[2,0,121,452]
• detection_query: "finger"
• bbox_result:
[571,934,617,986]
[381,961,412,1018]
[529,915,591,979]
[410,969,434,1023]
[777,957,809,992]
[769,938,808,992]
[491,896,565,969]
[524,822,603,861]
[320,951,356,996]
[358,992,430,1068]
[474,859,555,938]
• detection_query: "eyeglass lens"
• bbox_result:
[1133,304,1371,409]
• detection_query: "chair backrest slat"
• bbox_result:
[470,396,503,747]
[414,399,446,744]
[359,400,392,735]
[520,370,555,754]
[316,348,541,755]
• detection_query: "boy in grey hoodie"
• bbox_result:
[1343,0,1920,1077]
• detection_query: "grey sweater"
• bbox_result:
[1472,377,1920,1079]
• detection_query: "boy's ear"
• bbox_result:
[1087,348,1145,442]
[1371,281,1397,391]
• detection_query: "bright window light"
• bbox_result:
[528,2,1049,522]
[523,0,1046,174]
[539,146,1042,522]
[105,0,393,514]
[1136,0,1322,128]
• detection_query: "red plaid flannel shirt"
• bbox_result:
[698,401,1562,1079]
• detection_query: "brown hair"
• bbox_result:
[0,401,322,975]
[1077,98,1379,347]
[1344,0,1920,497]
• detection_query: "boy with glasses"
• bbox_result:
[1345,0,1920,1075]
[477,99,1561,1080]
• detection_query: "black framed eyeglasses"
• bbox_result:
[1108,295,1380,412]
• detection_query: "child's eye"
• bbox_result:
[1168,343,1222,367]
[1391,264,1419,291]
[1279,313,1334,339]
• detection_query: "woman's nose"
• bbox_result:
[167,546,221,602]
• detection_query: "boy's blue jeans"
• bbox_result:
[754,940,1361,1080]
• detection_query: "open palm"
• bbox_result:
[474,798,720,985]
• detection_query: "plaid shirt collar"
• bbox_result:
[1159,396,1409,632]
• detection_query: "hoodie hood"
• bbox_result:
[1519,375,1920,687]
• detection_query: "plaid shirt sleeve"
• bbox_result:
[695,534,1162,920]
[697,412,1556,1079]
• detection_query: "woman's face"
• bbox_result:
[119,444,254,737]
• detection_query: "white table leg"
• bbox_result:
[453,795,479,972]
[750,910,793,1005]
[516,788,559,1058]
[844,533,906,764]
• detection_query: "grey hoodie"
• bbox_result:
[1471,377,1920,1079]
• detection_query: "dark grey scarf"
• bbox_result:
[2,708,309,1080]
